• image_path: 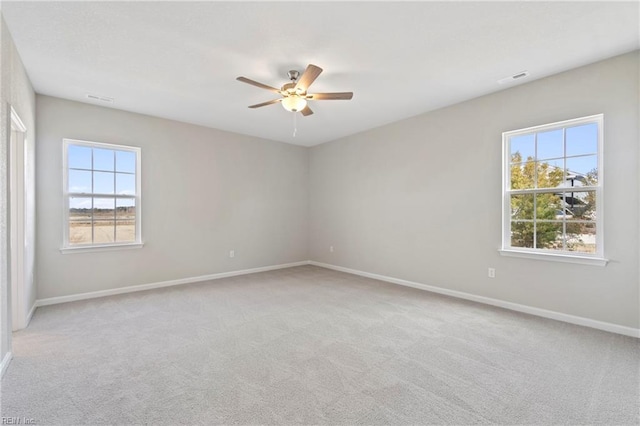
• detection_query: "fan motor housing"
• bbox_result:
[281,82,305,96]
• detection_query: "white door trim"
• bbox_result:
[10,107,27,331]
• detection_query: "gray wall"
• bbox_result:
[0,15,36,364]
[309,51,639,329]
[36,96,309,299]
[31,51,640,331]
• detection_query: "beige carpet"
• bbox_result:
[1,265,638,425]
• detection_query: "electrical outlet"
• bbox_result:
[229,250,235,258]
[329,246,334,253]
[488,267,495,278]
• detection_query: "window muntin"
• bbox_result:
[502,115,602,257]
[63,139,141,249]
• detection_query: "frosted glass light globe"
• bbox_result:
[281,95,307,112]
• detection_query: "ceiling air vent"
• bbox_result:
[86,94,114,104]
[497,71,530,85]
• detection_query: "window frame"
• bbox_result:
[61,138,143,253]
[500,114,607,266]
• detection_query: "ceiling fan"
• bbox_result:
[236,64,353,116]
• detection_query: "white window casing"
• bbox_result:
[500,114,607,266]
[61,139,143,253]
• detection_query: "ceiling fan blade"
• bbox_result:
[248,99,282,108]
[237,77,281,93]
[295,64,323,91]
[308,92,353,100]
[300,105,314,116]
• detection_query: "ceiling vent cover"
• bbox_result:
[498,71,530,85]
[86,94,114,104]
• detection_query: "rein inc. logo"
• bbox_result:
[1,418,35,425]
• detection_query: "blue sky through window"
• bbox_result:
[68,145,91,169]
[116,151,136,173]
[68,146,136,173]
[68,145,137,208]
[509,123,598,177]
[93,148,114,171]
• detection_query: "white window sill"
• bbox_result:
[60,242,144,254]
[499,249,608,266]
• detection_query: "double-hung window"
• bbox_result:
[62,139,142,252]
[501,114,605,265]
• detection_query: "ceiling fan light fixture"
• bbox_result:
[281,95,307,112]
[237,64,353,117]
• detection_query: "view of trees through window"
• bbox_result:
[506,119,599,254]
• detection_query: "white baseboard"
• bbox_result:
[36,261,311,307]
[1,351,13,378]
[31,259,640,338]
[309,261,640,338]
[26,303,37,326]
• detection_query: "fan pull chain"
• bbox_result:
[293,111,298,137]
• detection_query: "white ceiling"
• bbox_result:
[2,1,638,147]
